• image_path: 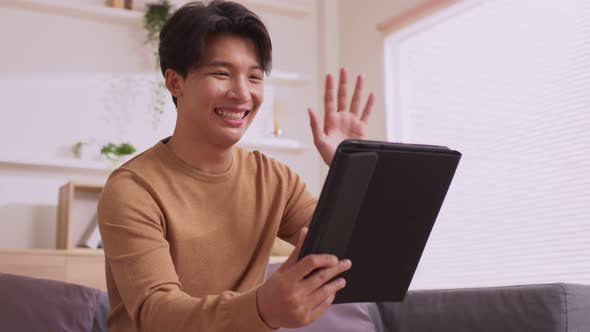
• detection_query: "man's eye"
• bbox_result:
[211,72,230,77]
[249,75,263,81]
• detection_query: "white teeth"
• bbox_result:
[215,109,246,120]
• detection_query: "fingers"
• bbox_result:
[291,254,339,281]
[337,68,348,112]
[360,92,375,123]
[350,75,364,115]
[323,68,374,124]
[308,294,336,323]
[324,74,335,115]
[308,277,346,310]
[280,227,308,271]
[308,108,325,144]
[302,259,351,292]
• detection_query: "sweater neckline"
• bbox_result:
[155,137,237,183]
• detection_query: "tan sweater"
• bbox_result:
[97,139,317,332]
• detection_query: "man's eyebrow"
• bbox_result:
[204,61,262,70]
[204,61,232,68]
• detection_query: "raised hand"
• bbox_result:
[308,68,375,166]
[257,228,352,329]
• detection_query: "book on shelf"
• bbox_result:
[78,215,102,249]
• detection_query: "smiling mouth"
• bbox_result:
[214,108,250,120]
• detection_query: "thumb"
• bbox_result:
[280,227,308,270]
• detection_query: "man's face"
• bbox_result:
[174,34,264,148]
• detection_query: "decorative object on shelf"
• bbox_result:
[100,142,136,162]
[107,0,125,9]
[107,0,133,10]
[143,0,174,124]
[71,139,102,161]
[56,182,104,250]
[71,141,88,159]
[78,215,102,249]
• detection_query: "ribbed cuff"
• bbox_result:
[221,286,276,331]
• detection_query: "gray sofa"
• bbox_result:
[2,271,589,331]
[0,272,109,332]
[370,283,590,332]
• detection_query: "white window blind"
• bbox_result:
[385,0,590,289]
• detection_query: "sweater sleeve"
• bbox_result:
[97,170,274,332]
[276,163,318,245]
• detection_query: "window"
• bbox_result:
[385,0,590,289]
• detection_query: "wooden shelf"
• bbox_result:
[0,138,305,172]
[0,248,286,291]
[241,0,312,18]
[1,0,142,24]
[0,154,122,173]
[239,137,306,151]
[267,70,310,85]
[0,0,311,23]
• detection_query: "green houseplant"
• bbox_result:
[100,142,137,162]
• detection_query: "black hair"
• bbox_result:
[159,0,272,106]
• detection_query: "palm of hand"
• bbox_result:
[308,68,374,165]
[319,111,367,160]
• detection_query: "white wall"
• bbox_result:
[0,0,322,249]
[338,0,431,140]
[0,0,437,250]
[0,3,155,249]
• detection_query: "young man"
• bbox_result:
[97,1,374,331]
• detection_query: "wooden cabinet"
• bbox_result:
[0,249,286,291]
[0,249,106,291]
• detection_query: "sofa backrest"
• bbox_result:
[373,283,590,332]
[0,272,104,332]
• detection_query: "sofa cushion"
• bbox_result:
[374,283,590,332]
[85,262,376,332]
[279,301,375,332]
[267,262,375,332]
[0,273,102,332]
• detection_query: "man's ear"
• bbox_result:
[164,69,184,99]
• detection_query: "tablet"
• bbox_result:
[299,139,461,303]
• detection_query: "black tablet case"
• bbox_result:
[299,140,461,304]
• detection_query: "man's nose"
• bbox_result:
[227,77,250,102]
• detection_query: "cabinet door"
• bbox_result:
[66,255,107,291]
[0,252,66,281]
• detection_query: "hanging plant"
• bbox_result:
[144,0,173,53]
[143,0,173,128]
